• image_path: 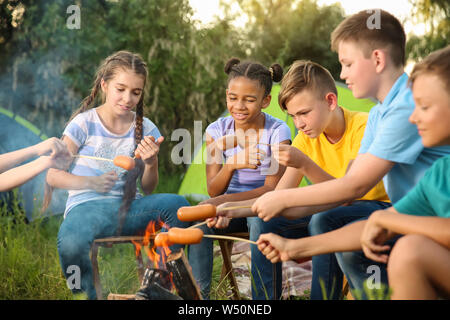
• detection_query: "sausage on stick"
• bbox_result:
[73,154,136,171]
[164,227,257,246]
[177,204,217,222]
[177,204,252,222]
[154,232,173,247]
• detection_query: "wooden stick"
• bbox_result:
[257,142,273,147]
[188,221,209,229]
[203,234,257,245]
[219,205,252,211]
[186,206,252,229]
[73,154,113,162]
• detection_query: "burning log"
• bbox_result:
[140,268,172,290]
[135,283,182,300]
[165,249,203,300]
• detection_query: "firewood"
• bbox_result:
[165,249,203,300]
[107,293,136,300]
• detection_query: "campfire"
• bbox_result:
[115,220,203,300]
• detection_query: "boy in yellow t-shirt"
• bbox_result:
[216,60,390,299]
[291,106,389,203]
[275,60,390,299]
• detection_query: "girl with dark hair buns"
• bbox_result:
[45,51,190,299]
[188,58,300,300]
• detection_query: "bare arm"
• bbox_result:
[206,135,289,198]
[206,134,269,197]
[272,144,336,185]
[368,208,450,249]
[0,145,41,173]
[46,136,117,192]
[217,164,346,220]
[252,153,394,220]
[257,220,368,263]
[205,133,235,197]
[0,157,55,192]
[0,137,72,192]
[140,160,158,195]
[137,136,164,195]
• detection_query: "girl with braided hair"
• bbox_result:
[45,51,190,299]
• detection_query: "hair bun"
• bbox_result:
[224,58,241,74]
[270,63,283,82]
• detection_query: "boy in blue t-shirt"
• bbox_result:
[252,10,450,298]
[258,45,450,300]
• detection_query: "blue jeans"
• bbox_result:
[57,194,190,299]
[307,200,392,300]
[188,215,311,300]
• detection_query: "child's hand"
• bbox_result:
[36,137,69,157]
[206,216,230,229]
[252,191,285,221]
[257,233,292,263]
[360,211,392,264]
[226,142,265,170]
[216,202,252,219]
[46,149,73,171]
[271,144,306,169]
[215,135,238,151]
[135,136,164,165]
[87,171,118,193]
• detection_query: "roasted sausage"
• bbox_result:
[168,227,204,244]
[154,232,172,247]
[177,204,216,222]
[113,155,135,170]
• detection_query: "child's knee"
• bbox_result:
[388,234,426,274]
[308,212,332,235]
[57,233,89,262]
[162,194,190,211]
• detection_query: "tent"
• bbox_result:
[177,82,376,201]
[0,107,67,220]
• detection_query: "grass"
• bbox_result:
[0,172,233,300]
[0,194,72,299]
[0,174,390,300]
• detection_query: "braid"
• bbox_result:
[116,158,145,236]
[67,69,103,125]
[135,99,144,149]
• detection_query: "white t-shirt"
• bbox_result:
[62,108,161,217]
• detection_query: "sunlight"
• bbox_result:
[189,0,248,27]
[189,0,427,36]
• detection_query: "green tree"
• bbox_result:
[235,0,345,79]
[0,0,244,174]
[406,0,450,59]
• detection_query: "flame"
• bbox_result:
[131,240,142,258]
[132,219,172,269]
[130,219,178,292]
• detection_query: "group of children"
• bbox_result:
[1,9,448,300]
